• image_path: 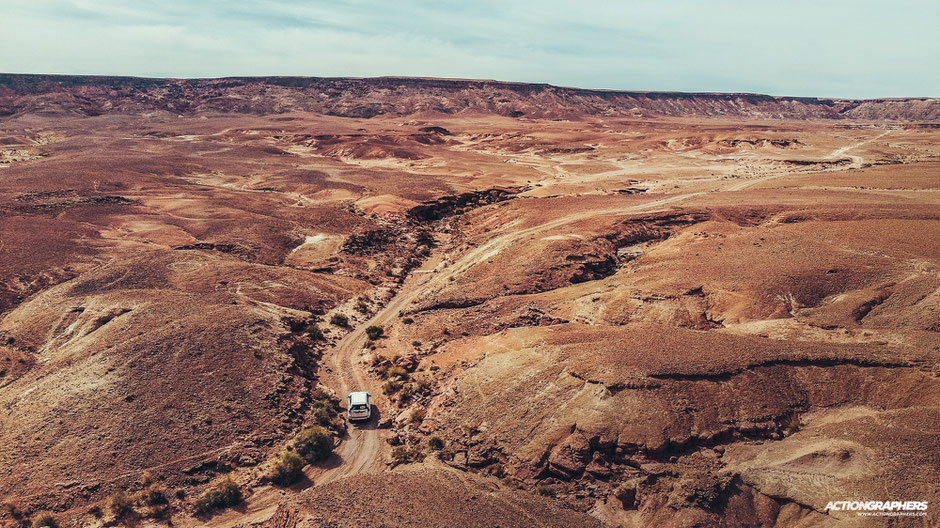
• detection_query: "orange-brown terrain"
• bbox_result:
[0,75,938,528]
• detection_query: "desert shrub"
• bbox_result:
[411,340,422,347]
[108,490,136,519]
[311,395,337,425]
[428,436,444,450]
[31,512,58,528]
[783,412,802,435]
[414,378,432,394]
[269,451,304,486]
[398,384,415,403]
[87,505,103,518]
[402,317,414,325]
[305,324,325,341]
[139,470,155,486]
[175,489,186,500]
[312,405,332,425]
[382,379,402,394]
[374,362,389,378]
[146,505,170,520]
[537,484,556,497]
[410,409,426,424]
[330,313,349,327]
[294,426,333,463]
[390,445,425,467]
[387,366,408,379]
[365,325,384,340]
[144,483,169,506]
[194,475,242,514]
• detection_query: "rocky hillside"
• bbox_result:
[1,74,938,121]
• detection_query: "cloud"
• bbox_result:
[0,0,937,98]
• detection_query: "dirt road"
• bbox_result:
[316,128,896,479]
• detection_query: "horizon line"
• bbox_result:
[1,72,937,103]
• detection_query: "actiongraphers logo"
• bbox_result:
[824,500,928,517]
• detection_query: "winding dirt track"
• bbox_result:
[317,189,708,482]
[318,128,895,478]
[197,128,893,527]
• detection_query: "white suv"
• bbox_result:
[347,391,372,422]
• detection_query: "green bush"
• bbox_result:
[365,325,384,340]
[108,490,135,519]
[31,512,58,528]
[330,313,349,327]
[194,475,242,514]
[294,426,333,464]
[269,451,304,486]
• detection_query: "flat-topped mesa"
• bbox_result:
[1,74,938,121]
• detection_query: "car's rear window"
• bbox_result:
[351,404,368,411]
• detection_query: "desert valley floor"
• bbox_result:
[0,76,938,528]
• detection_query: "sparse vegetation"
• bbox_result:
[87,505,103,518]
[294,426,333,463]
[365,325,384,340]
[194,475,242,514]
[305,323,325,341]
[144,483,169,505]
[269,451,304,486]
[410,408,426,424]
[537,484,556,497]
[428,436,444,450]
[390,445,425,467]
[146,504,171,521]
[402,317,414,324]
[412,340,422,347]
[108,490,136,519]
[413,377,432,394]
[310,391,339,425]
[31,512,58,528]
[387,366,408,379]
[330,313,349,327]
[383,379,403,394]
[783,412,802,435]
[397,383,415,403]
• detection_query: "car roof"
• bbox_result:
[348,391,370,405]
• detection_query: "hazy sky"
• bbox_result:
[1,0,938,99]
